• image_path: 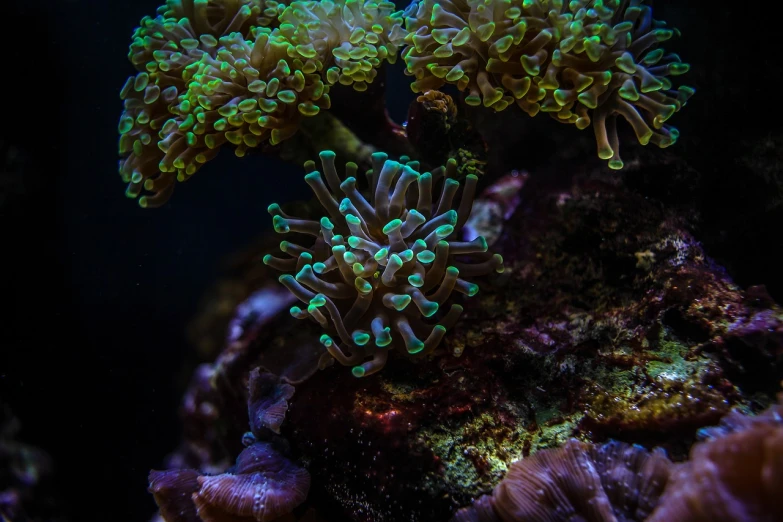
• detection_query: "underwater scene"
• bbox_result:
[3,0,783,520]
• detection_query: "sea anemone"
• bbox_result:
[119,0,291,207]
[278,0,408,91]
[647,389,783,522]
[402,0,694,169]
[119,0,406,208]
[263,150,504,377]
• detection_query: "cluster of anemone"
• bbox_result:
[279,0,408,91]
[402,0,695,169]
[263,150,504,377]
[118,0,405,208]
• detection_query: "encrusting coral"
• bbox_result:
[402,0,694,169]
[263,150,504,377]
[118,0,405,208]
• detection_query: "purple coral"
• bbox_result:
[247,368,295,436]
[647,389,783,522]
[453,439,671,522]
[263,150,504,377]
[149,441,310,522]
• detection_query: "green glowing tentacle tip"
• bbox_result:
[417,250,436,263]
[313,262,327,274]
[310,294,327,307]
[407,340,425,354]
[352,332,371,345]
[290,306,302,315]
[376,328,392,347]
[392,295,412,311]
[408,274,424,287]
[320,334,333,347]
[320,150,336,160]
[352,366,366,378]
[375,248,389,261]
[273,215,289,233]
[263,254,272,265]
[383,219,403,234]
[296,265,311,281]
[422,302,439,317]
[356,278,372,294]
[436,225,454,237]
[609,159,624,170]
[467,284,479,296]
[321,217,334,229]
[495,255,505,273]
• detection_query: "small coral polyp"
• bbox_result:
[403,0,695,169]
[264,151,504,377]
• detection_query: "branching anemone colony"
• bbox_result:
[118,0,693,207]
[117,0,692,375]
[263,151,504,376]
[403,0,694,169]
[119,0,406,207]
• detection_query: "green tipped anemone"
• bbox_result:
[402,0,694,169]
[263,150,504,377]
[118,0,405,208]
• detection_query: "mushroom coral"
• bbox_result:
[149,368,309,522]
[149,441,310,522]
[118,0,405,208]
[453,439,672,522]
[646,387,783,522]
[263,150,504,377]
[402,0,694,170]
[455,388,783,522]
